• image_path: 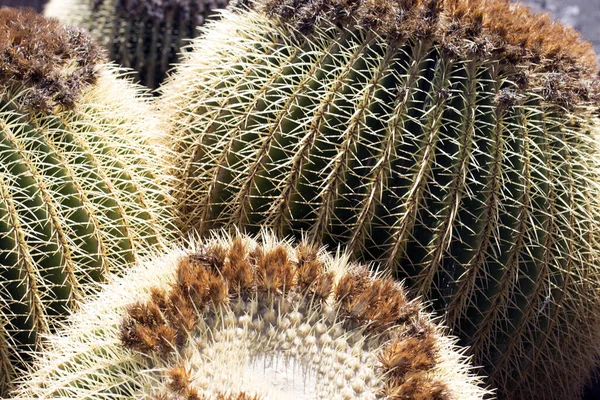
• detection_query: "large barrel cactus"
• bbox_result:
[0,8,175,395]
[44,0,229,89]
[161,0,600,398]
[12,231,490,399]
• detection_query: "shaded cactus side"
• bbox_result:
[12,231,490,399]
[0,8,176,395]
[159,1,600,399]
[45,0,228,89]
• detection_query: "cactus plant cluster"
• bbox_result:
[0,7,176,395]
[159,0,600,398]
[12,231,489,399]
[44,0,229,89]
[1,0,600,398]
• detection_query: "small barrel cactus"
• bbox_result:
[12,231,490,399]
[0,8,175,395]
[44,0,229,89]
[160,0,600,398]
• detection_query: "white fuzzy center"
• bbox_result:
[247,354,319,399]
[177,300,383,399]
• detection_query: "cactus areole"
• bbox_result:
[0,8,175,395]
[120,236,482,399]
[163,0,600,398]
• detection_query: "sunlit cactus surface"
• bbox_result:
[0,8,175,395]
[160,0,600,398]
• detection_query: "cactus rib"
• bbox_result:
[0,9,176,395]
[45,0,229,89]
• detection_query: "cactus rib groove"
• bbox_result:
[45,0,229,89]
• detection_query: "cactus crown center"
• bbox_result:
[171,295,385,398]
[0,8,104,113]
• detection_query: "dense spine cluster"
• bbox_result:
[12,232,489,399]
[0,8,175,395]
[45,0,228,89]
[160,1,600,398]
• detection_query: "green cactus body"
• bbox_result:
[44,0,229,89]
[0,8,175,394]
[161,1,600,398]
[12,231,490,399]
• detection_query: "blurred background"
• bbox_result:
[523,0,600,60]
[0,0,45,12]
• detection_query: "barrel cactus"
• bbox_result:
[0,8,175,395]
[44,0,229,89]
[12,231,490,399]
[160,0,600,398]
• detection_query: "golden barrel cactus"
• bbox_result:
[12,231,490,399]
[160,0,600,398]
[0,8,175,394]
[45,0,229,89]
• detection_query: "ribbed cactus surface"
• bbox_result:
[12,231,490,399]
[45,0,228,89]
[0,8,175,395]
[161,1,600,398]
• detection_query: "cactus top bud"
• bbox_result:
[0,8,104,113]
[118,233,488,399]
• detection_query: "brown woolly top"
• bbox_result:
[251,0,596,70]
[241,0,599,106]
[0,8,104,113]
[121,238,454,399]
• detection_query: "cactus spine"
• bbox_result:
[0,9,175,395]
[44,0,228,89]
[12,231,490,399]
[160,1,600,398]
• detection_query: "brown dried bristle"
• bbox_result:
[377,327,450,398]
[158,391,261,400]
[0,7,104,113]
[167,365,193,395]
[383,374,449,400]
[119,237,459,399]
